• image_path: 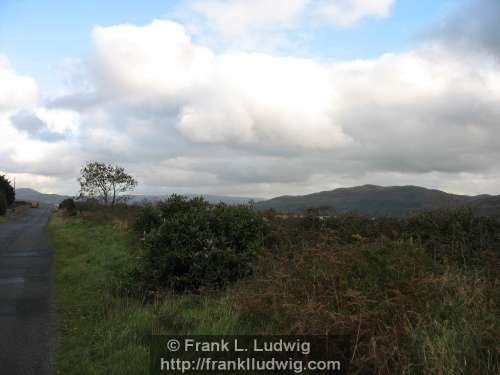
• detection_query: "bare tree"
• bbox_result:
[78,161,137,206]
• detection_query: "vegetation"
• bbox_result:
[237,209,500,374]
[59,198,77,216]
[0,190,7,216]
[50,202,499,374]
[78,161,137,206]
[132,195,265,292]
[49,210,245,375]
[0,174,15,208]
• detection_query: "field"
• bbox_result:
[49,202,500,374]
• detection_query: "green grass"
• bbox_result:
[0,216,7,224]
[49,214,241,375]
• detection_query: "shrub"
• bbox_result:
[0,190,7,216]
[403,207,500,268]
[0,175,15,206]
[59,198,77,216]
[134,205,162,234]
[134,195,265,292]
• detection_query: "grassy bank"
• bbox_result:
[49,213,241,375]
[50,204,500,374]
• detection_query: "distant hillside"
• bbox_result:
[15,188,70,205]
[255,185,500,217]
[15,188,256,206]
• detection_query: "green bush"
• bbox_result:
[403,207,500,267]
[0,190,7,216]
[134,195,265,292]
[59,198,77,216]
[0,175,15,206]
[134,205,162,234]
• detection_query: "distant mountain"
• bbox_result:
[255,185,500,217]
[15,188,70,205]
[15,188,256,206]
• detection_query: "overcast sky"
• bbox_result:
[1,0,500,198]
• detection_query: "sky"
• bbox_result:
[1,0,500,198]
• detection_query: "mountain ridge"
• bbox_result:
[255,184,500,217]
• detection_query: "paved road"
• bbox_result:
[0,205,55,375]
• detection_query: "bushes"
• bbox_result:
[134,205,162,234]
[263,207,500,271]
[133,195,265,292]
[403,207,500,268]
[0,175,15,207]
[59,198,77,216]
[131,204,498,294]
[0,190,7,216]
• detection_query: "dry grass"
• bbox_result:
[232,219,500,374]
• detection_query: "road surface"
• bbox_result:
[0,205,55,375]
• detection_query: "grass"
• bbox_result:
[49,213,242,375]
[0,216,7,224]
[233,218,500,374]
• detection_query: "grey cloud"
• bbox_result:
[46,91,104,112]
[433,0,500,58]
[10,111,45,133]
[10,111,67,143]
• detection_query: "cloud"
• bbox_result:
[0,110,81,182]
[83,19,500,164]
[176,52,351,150]
[314,0,396,27]
[90,20,351,150]
[92,20,215,104]
[10,111,68,142]
[432,0,500,59]
[0,56,38,111]
[188,0,309,36]
[180,0,397,49]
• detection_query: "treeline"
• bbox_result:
[0,175,15,216]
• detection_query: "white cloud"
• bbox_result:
[188,0,308,36]
[180,0,397,49]
[177,52,350,149]
[0,56,38,111]
[92,20,214,104]
[91,20,351,150]
[315,0,396,27]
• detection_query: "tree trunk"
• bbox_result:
[112,184,116,207]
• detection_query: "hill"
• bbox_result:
[15,188,70,205]
[255,184,500,217]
